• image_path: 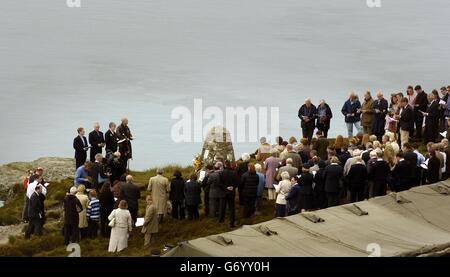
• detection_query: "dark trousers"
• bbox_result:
[171,200,185,220]
[75,156,86,170]
[100,210,111,237]
[79,227,88,240]
[219,193,236,226]
[349,186,366,203]
[243,196,257,218]
[275,204,286,217]
[129,208,138,225]
[302,126,314,142]
[316,123,329,138]
[158,214,164,224]
[370,182,387,198]
[88,219,99,239]
[186,205,199,220]
[326,192,340,207]
[203,189,210,216]
[64,224,79,245]
[314,190,327,209]
[210,197,226,218]
[414,110,424,138]
[24,218,42,239]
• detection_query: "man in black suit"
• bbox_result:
[298,98,317,142]
[398,97,415,149]
[105,122,118,155]
[423,91,440,144]
[88,122,105,162]
[90,153,108,192]
[73,127,89,169]
[391,152,413,192]
[413,85,428,139]
[24,185,44,239]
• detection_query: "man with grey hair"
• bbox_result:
[89,122,105,162]
[298,98,317,142]
[371,91,389,141]
[120,175,141,225]
[341,92,362,138]
[148,169,170,224]
[344,149,365,176]
[207,162,226,219]
[277,158,298,181]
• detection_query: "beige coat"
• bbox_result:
[108,208,132,252]
[76,192,89,228]
[361,98,374,127]
[147,174,170,214]
[141,204,158,235]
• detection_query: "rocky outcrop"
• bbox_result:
[199,126,235,166]
[0,157,75,200]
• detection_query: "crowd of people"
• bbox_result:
[21,84,450,254]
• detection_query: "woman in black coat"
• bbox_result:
[99,180,115,237]
[240,163,260,218]
[316,100,333,138]
[170,170,185,220]
[346,158,368,203]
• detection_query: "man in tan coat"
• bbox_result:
[142,195,158,246]
[147,168,170,223]
[361,91,374,135]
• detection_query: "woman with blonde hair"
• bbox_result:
[275,171,292,217]
[76,185,89,240]
[383,144,396,168]
[108,200,132,253]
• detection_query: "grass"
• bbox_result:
[0,164,276,257]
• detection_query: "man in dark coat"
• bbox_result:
[423,92,440,144]
[313,161,328,209]
[24,185,44,239]
[63,187,83,245]
[323,157,344,207]
[105,122,118,155]
[286,175,301,215]
[169,171,185,220]
[119,175,141,224]
[371,91,389,141]
[201,164,214,217]
[367,150,390,197]
[341,92,362,138]
[73,127,89,169]
[316,99,333,138]
[298,98,317,142]
[402,143,418,184]
[398,97,415,149]
[391,153,413,192]
[88,122,105,162]
[220,161,239,227]
[413,85,428,139]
